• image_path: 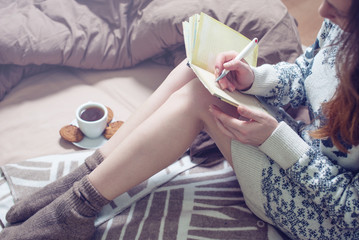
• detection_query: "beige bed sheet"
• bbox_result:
[0,61,172,166]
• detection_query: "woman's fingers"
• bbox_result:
[209,104,242,138]
[236,105,266,123]
[215,51,255,92]
[212,113,237,139]
[209,104,278,146]
[214,51,238,74]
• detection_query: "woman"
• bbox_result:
[1,0,358,239]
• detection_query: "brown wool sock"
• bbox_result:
[0,176,110,240]
[6,149,105,224]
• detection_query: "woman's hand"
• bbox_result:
[214,51,255,92]
[209,104,278,146]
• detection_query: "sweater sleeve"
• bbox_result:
[244,20,332,108]
[259,122,359,229]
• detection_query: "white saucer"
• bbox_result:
[71,120,108,149]
[72,135,108,149]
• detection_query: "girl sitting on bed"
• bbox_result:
[1,0,358,239]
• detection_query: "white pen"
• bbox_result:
[216,38,258,82]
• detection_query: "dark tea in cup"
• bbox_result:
[80,107,104,122]
[76,102,108,138]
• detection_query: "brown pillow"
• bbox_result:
[0,0,302,100]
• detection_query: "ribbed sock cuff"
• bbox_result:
[85,149,105,171]
[73,176,110,216]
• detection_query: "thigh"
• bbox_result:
[154,59,197,98]
[174,78,240,165]
[101,59,196,156]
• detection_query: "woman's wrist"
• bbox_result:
[258,121,310,170]
[242,65,278,96]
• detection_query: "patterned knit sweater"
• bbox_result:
[231,19,359,239]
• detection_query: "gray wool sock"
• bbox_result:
[0,176,110,240]
[6,149,105,224]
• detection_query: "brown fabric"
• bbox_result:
[190,131,225,167]
[0,0,302,100]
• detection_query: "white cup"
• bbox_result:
[76,102,108,139]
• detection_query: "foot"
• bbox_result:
[6,150,104,224]
[1,176,110,240]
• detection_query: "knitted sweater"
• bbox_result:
[231,19,359,239]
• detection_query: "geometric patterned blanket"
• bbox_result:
[0,151,287,239]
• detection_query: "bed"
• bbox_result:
[0,0,304,239]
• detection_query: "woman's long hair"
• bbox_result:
[311,0,359,153]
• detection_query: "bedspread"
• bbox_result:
[0,151,288,240]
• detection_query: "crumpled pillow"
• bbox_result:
[0,0,302,100]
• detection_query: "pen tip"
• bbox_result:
[216,72,225,82]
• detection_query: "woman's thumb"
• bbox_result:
[237,105,259,121]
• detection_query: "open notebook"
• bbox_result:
[183,13,267,113]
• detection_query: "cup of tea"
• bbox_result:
[76,102,108,139]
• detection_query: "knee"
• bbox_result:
[170,78,214,111]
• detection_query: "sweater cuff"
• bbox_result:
[243,64,278,96]
[259,121,310,170]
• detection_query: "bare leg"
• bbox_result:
[1,66,240,240]
[89,78,238,200]
[100,59,196,157]
[5,60,196,224]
